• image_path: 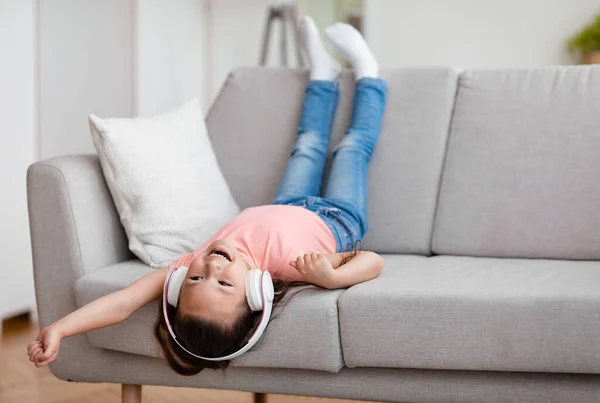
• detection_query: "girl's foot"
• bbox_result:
[325,23,378,79]
[299,16,340,81]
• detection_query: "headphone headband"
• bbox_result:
[162,266,274,361]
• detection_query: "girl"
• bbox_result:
[27,17,387,375]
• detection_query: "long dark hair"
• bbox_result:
[154,243,361,376]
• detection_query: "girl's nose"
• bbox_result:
[206,260,223,275]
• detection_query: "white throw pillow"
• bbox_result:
[89,99,240,268]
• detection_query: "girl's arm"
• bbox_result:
[290,251,384,289]
[27,267,169,367]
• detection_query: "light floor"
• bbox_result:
[0,315,380,403]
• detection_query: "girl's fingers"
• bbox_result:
[310,252,318,261]
[29,347,43,362]
[295,256,304,272]
[27,341,42,355]
[40,346,57,361]
[289,261,296,268]
[37,357,53,367]
[32,349,44,363]
[36,351,57,367]
[304,254,311,266]
[27,342,36,355]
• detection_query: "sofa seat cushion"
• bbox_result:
[75,260,345,372]
[339,255,600,374]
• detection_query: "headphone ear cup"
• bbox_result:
[262,271,274,303]
[246,269,264,311]
[167,267,189,307]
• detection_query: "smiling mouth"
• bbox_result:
[208,248,231,262]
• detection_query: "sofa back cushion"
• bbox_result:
[206,68,458,254]
[433,66,600,259]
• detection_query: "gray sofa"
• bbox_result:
[27,66,600,403]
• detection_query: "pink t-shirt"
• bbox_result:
[169,205,337,281]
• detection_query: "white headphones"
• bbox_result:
[162,266,274,361]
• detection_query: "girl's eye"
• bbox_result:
[218,281,232,287]
[190,276,204,281]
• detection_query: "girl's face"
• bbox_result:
[178,239,251,327]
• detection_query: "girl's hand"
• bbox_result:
[290,253,336,289]
[27,325,62,367]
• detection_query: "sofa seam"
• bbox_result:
[427,69,462,256]
[336,289,349,371]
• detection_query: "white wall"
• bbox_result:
[364,0,600,68]
[135,0,206,115]
[205,0,291,104]
[0,0,36,319]
[39,0,208,137]
[36,0,310,145]
[38,0,134,159]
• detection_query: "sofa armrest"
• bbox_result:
[27,154,132,328]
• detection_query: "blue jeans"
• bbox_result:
[272,78,388,252]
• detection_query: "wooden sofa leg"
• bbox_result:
[254,392,267,403]
[122,384,142,403]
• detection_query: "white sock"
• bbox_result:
[299,16,340,81]
[325,23,378,79]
